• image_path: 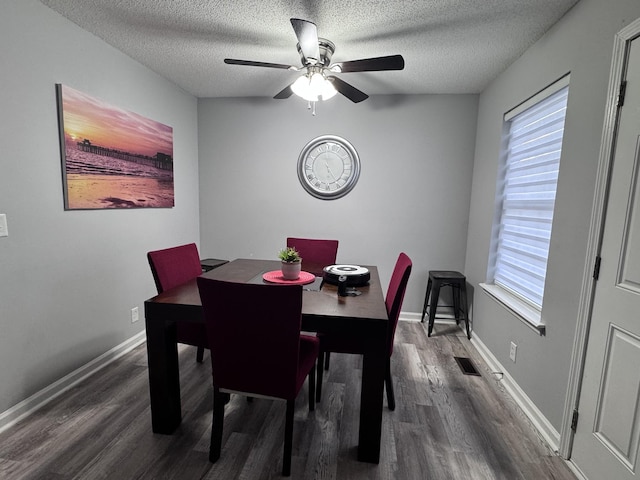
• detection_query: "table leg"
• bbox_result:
[145,307,182,433]
[358,333,386,463]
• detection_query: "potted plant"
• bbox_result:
[278,247,302,280]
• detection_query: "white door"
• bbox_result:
[571,35,640,479]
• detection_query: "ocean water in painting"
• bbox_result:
[64,144,174,209]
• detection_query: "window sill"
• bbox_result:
[479,283,546,336]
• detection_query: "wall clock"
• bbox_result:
[297,134,360,200]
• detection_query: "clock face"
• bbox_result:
[297,135,360,200]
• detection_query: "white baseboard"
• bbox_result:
[470,333,561,451]
[400,311,424,322]
[0,331,146,435]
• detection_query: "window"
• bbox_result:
[484,76,570,330]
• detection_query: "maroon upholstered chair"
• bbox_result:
[316,252,412,411]
[197,277,319,477]
[286,237,339,369]
[147,243,207,363]
[286,237,339,277]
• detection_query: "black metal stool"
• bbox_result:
[421,270,470,339]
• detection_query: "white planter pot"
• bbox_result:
[281,261,301,280]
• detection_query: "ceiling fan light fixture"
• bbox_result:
[321,78,338,100]
[291,72,337,103]
[291,74,317,101]
[309,72,325,93]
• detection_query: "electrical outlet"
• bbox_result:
[131,306,139,323]
[0,214,8,237]
[509,341,517,363]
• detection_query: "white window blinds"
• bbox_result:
[492,81,569,309]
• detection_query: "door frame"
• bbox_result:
[560,18,640,458]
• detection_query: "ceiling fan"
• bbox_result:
[224,18,405,109]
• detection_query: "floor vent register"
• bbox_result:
[454,356,481,376]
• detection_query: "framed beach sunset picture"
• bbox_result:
[55,84,174,210]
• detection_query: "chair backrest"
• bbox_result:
[286,237,339,276]
[147,243,202,293]
[197,277,304,400]
[385,252,412,356]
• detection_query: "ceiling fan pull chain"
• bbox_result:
[306,100,317,116]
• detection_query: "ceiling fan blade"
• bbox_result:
[328,76,368,103]
[224,58,293,70]
[290,18,320,65]
[274,84,294,99]
[334,54,405,73]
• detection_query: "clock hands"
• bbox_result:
[324,160,338,183]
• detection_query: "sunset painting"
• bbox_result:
[56,84,174,210]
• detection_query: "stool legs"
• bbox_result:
[421,278,432,323]
[460,283,470,339]
[450,283,471,339]
[427,282,441,337]
[452,285,461,325]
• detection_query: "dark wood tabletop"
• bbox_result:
[147,258,388,334]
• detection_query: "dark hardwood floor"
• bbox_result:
[0,321,577,479]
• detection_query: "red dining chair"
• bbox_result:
[315,252,412,411]
[197,277,319,477]
[286,237,339,277]
[286,237,339,369]
[147,243,207,363]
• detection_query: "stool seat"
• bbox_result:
[421,270,470,339]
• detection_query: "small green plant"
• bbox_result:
[278,247,301,263]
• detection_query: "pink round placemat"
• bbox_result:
[262,270,316,285]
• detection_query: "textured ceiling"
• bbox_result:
[40,0,580,98]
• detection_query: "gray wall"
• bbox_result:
[197,95,478,313]
[0,1,200,414]
[464,0,640,431]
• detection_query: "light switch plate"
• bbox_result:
[0,214,8,237]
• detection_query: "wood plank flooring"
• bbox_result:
[0,321,577,479]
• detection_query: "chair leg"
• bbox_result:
[283,399,295,476]
[210,387,225,463]
[324,352,330,370]
[196,346,205,363]
[385,357,395,411]
[309,362,316,411]
[316,351,324,403]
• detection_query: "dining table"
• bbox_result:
[144,258,389,463]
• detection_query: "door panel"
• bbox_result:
[594,325,640,469]
[619,141,640,292]
[571,35,640,480]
